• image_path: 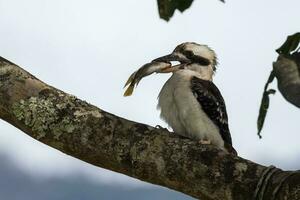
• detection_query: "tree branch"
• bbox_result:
[273,54,300,108]
[1,56,300,200]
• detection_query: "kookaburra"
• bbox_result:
[153,42,235,154]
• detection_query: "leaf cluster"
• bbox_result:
[257,33,300,138]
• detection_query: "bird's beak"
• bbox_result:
[152,53,189,73]
[152,53,188,63]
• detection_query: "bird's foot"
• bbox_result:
[199,139,211,145]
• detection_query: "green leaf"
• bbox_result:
[276,32,300,56]
[292,52,300,67]
[157,0,194,21]
[157,0,225,21]
[176,0,195,12]
[257,70,276,138]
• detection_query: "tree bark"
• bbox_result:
[273,54,300,108]
[0,56,300,200]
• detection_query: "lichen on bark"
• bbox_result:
[11,90,89,140]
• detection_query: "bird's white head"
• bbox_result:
[153,42,217,79]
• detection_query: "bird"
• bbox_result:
[153,42,236,154]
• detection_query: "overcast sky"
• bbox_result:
[0,0,300,192]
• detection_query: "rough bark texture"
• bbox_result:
[273,54,300,108]
[1,56,300,200]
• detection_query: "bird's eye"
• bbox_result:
[184,51,194,59]
[184,50,210,66]
[197,59,210,66]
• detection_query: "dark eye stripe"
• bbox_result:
[184,50,210,66]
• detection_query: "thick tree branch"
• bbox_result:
[1,57,300,200]
[273,54,300,108]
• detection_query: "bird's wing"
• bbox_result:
[190,76,232,145]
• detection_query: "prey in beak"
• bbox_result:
[152,53,190,73]
[123,61,172,96]
[123,52,189,96]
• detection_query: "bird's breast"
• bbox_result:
[157,72,192,136]
[157,70,224,148]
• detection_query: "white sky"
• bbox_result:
[0,0,300,187]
